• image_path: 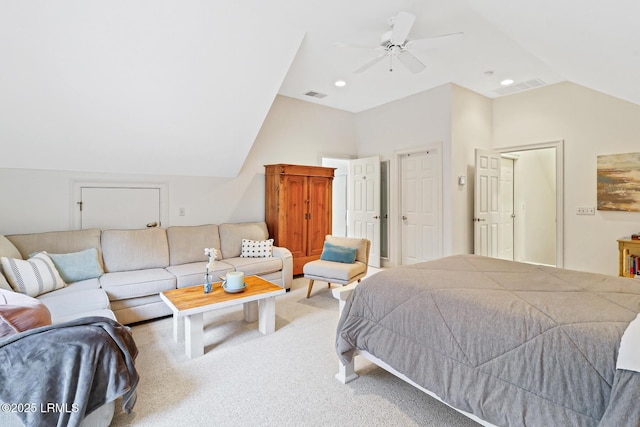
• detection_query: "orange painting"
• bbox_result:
[597,152,640,212]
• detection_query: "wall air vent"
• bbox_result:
[304,91,327,99]
[493,79,546,96]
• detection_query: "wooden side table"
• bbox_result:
[618,237,640,277]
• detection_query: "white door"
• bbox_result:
[498,157,515,260]
[474,149,501,257]
[80,187,161,230]
[400,151,441,265]
[348,156,381,268]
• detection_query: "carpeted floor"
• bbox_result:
[110,274,479,426]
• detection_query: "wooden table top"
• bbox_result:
[160,275,285,313]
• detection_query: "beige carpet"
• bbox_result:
[110,275,478,427]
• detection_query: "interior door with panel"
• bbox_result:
[348,156,381,268]
[80,187,161,230]
[400,151,441,265]
[498,157,515,260]
[474,149,501,257]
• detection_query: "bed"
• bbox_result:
[334,255,640,426]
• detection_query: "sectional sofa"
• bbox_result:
[0,222,293,325]
[0,221,291,426]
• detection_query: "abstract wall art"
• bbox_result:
[597,152,640,212]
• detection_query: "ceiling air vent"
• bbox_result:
[493,79,546,96]
[304,90,327,99]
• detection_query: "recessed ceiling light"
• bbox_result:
[334,80,347,87]
[501,79,515,86]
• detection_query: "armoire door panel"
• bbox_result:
[307,176,332,257]
[282,175,308,258]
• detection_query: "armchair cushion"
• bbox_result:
[320,241,357,264]
[303,260,366,283]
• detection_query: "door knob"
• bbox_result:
[402,216,407,220]
[373,215,380,219]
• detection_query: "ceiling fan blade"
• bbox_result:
[390,11,415,44]
[354,53,387,74]
[406,32,464,50]
[397,51,426,74]
[333,41,379,50]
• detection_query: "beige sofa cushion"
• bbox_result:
[0,273,10,291]
[166,225,221,266]
[223,257,283,277]
[166,261,234,289]
[100,268,176,300]
[6,228,104,270]
[37,288,111,323]
[101,228,169,272]
[0,235,24,290]
[219,222,269,259]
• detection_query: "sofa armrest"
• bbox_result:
[272,246,293,290]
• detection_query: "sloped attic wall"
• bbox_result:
[0,1,304,177]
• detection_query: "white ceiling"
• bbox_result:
[280,0,640,112]
[1,1,639,177]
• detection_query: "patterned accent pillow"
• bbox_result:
[240,239,274,258]
[0,252,67,297]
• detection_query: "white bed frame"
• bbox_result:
[332,284,496,427]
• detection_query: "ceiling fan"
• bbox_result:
[338,11,464,74]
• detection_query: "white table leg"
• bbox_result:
[185,313,204,359]
[243,301,258,323]
[258,296,276,334]
[173,314,184,343]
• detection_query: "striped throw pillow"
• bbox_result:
[0,252,66,297]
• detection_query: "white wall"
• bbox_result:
[0,95,357,235]
[451,85,493,254]
[493,82,640,275]
[355,84,453,266]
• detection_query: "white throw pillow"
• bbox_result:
[1,252,66,297]
[240,239,274,258]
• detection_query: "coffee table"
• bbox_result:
[160,275,285,358]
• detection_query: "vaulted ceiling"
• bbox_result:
[1,1,638,177]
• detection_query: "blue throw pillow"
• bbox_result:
[320,241,357,264]
[47,248,104,283]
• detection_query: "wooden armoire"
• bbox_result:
[264,164,334,275]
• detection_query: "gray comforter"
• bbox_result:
[336,255,640,426]
[0,316,139,427]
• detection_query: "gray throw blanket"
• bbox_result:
[0,316,139,427]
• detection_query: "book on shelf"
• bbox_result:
[629,254,638,276]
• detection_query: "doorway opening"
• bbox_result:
[475,141,563,267]
[322,156,389,265]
